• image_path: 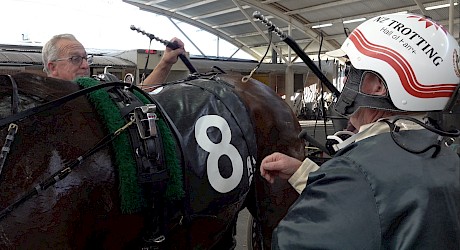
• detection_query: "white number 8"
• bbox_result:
[195,115,243,193]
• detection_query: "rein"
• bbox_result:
[0,117,134,221]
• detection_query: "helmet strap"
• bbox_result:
[443,82,460,113]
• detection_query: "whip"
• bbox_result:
[130,25,198,74]
[252,11,340,97]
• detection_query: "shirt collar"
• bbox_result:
[355,114,428,142]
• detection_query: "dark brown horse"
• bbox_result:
[0,72,303,249]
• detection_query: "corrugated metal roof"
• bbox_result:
[91,55,136,67]
[123,0,459,63]
[0,51,41,65]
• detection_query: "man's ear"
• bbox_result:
[373,80,387,96]
[47,62,56,76]
[361,73,388,96]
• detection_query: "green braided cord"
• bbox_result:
[76,77,142,213]
[133,90,184,200]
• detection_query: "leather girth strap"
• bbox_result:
[106,86,169,248]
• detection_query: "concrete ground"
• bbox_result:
[235,208,250,250]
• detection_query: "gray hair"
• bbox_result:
[42,34,78,74]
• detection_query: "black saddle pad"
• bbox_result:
[152,78,257,215]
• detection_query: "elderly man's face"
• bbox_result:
[48,39,90,81]
[349,71,390,130]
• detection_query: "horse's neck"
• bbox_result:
[0,73,79,118]
[13,73,80,101]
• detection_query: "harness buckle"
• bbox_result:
[8,123,18,133]
[153,235,165,243]
[134,104,158,139]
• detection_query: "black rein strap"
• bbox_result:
[4,75,20,114]
[0,118,134,221]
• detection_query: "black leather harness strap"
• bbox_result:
[3,75,19,114]
[0,75,20,178]
[105,86,169,186]
[0,117,136,221]
[105,85,170,249]
[0,123,18,176]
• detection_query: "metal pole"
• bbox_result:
[449,0,454,34]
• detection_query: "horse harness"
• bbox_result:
[0,75,175,249]
[105,84,171,248]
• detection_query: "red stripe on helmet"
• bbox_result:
[349,29,456,98]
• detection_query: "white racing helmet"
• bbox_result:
[333,13,460,116]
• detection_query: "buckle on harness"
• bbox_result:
[134,104,158,139]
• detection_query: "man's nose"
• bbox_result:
[81,59,90,68]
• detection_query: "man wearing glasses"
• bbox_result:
[42,33,184,84]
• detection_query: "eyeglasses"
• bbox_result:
[53,55,93,66]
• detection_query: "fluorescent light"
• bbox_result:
[395,11,408,14]
[426,2,458,10]
[343,18,366,24]
[312,23,332,28]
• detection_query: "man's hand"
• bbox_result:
[260,152,302,184]
[142,37,186,87]
[161,37,185,65]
